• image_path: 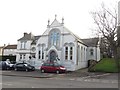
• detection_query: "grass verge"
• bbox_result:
[89,58,119,73]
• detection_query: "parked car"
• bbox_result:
[0,61,14,70]
[40,62,66,74]
[14,63,35,72]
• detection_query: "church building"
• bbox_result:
[16,15,100,71]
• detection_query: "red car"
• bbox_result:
[40,62,66,74]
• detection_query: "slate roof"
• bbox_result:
[4,45,17,49]
[18,33,33,41]
[31,35,41,45]
[81,38,99,47]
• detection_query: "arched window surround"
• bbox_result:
[48,28,61,48]
[64,42,74,60]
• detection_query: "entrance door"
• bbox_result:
[49,50,57,62]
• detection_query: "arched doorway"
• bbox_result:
[49,50,57,62]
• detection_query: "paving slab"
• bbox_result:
[1,70,55,78]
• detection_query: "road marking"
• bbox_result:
[69,78,75,80]
[1,83,12,86]
[81,73,110,79]
[47,78,54,79]
[76,78,118,83]
[0,71,12,73]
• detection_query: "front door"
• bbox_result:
[49,50,57,62]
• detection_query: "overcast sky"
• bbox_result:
[0,0,119,46]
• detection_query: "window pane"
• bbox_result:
[39,51,41,59]
[70,47,73,60]
[42,52,44,59]
[23,54,26,59]
[20,55,22,59]
[65,47,68,60]
[90,49,94,56]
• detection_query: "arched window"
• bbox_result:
[70,47,73,60]
[38,50,41,59]
[37,43,45,60]
[64,42,74,61]
[65,47,68,60]
[90,49,94,56]
[49,29,60,47]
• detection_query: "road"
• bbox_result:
[1,75,118,88]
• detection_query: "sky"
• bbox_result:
[0,0,119,46]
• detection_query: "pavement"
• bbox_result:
[1,70,56,78]
[0,68,119,81]
[1,68,119,88]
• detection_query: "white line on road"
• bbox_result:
[0,71,12,73]
[69,78,75,80]
[0,82,13,86]
[76,78,118,83]
[81,73,110,79]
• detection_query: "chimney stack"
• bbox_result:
[24,32,27,37]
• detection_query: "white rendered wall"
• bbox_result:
[3,49,17,56]
[0,48,3,56]
[86,46,100,61]
[16,40,33,62]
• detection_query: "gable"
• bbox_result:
[50,19,62,27]
[4,45,17,49]
[38,16,86,46]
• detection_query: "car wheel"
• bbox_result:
[56,70,60,74]
[15,68,17,71]
[32,67,35,71]
[41,69,45,73]
[25,69,28,72]
[6,67,9,70]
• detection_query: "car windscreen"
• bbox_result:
[26,64,32,67]
[54,63,61,67]
[43,63,50,66]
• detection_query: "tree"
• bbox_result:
[91,3,119,68]
[117,1,120,71]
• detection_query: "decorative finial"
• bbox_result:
[48,19,50,25]
[62,17,64,24]
[47,19,50,28]
[55,14,57,19]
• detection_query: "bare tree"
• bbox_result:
[91,3,119,67]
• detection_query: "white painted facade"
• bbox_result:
[3,45,17,56]
[86,46,100,62]
[16,17,101,71]
[3,49,17,56]
[16,33,36,62]
[0,47,3,56]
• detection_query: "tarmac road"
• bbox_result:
[1,74,118,88]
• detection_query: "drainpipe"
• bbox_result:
[96,46,97,61]
[76,40,78,65]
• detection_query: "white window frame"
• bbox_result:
[65,47,68,60]
[90,49,94,56]
[70,47,73,60]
